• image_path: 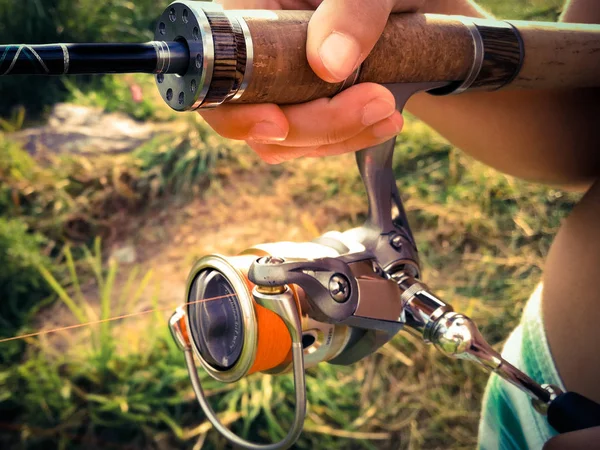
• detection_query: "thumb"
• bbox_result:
[307,0,425,83]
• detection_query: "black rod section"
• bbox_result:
[0,41,190,76]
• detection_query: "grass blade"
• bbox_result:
[37,265,87,324]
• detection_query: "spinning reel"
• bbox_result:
[170,83,600,450]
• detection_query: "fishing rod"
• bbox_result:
[2,1,600,110]
[3,1,600,449]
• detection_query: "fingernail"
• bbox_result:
[362,98,396,126]
[372,114,404,138]
[248,121,287,142]
[319,32,361,81]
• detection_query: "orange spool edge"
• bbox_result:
[229,255,295,375]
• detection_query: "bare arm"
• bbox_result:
[406,0,600,190]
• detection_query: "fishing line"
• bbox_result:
[0,293,237,344]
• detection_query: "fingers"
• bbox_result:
[200,103,289,141]
[273,83,396,146]
[199,82,395,144]
[307,0,425,82]
[250,111,403,163]
[307,111,404,157]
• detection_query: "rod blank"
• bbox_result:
[0,41,190,76]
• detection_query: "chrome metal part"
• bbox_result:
[329,274,351,303]
[249,254,361,323]
[155,1,253,110]
[393,273,557,406]
[350,260,404,324]
[301,318,353,364]
[394,273,452,338]
[169,308,191,351]
[533,384,564,415]
[344,82,447,275]
[151,40,171,74]
[155,0,213,111]
[390,234,403,250]
[430,311,554,404]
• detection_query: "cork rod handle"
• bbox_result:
[232,11,600,105]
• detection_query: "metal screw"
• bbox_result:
[257,256,285,265]
[390,234,403,251]
[329,274,350,303]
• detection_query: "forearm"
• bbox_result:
[561,0,600,24]
[407,89,600,188]
[405,0,600,188]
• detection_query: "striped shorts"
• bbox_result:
[478,283,566,450]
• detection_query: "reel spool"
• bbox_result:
[172,240,355,381]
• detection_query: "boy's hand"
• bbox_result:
[200,0,425,163]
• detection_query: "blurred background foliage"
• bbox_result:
[0,0,580,449]
[0,0,162,117]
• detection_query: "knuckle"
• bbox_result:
[252,147,284,165]
[325,127,347,145]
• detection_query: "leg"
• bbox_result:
[543,179,600,402]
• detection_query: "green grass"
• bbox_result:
[482,0,563,20]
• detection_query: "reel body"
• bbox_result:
[170,233,414,449]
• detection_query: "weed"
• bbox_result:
[0,219,53,363]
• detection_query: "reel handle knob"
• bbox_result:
[548,391,600,434]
